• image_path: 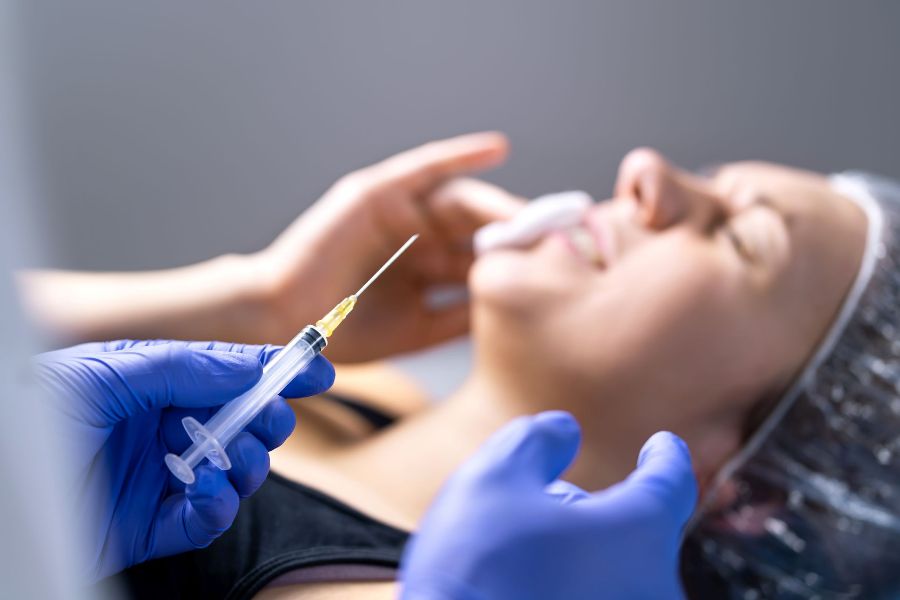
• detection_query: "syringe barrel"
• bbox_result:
[166,326,326,484]
[204,330,322,446]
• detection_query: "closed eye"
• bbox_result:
[724,224,751,259]
[721,202,788,264]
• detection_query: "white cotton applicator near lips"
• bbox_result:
[473,190,593,255]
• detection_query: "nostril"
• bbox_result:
[614,148,675,228]
[636,170,672,229]
[633,167,674,230]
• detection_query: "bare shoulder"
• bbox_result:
[253,581,398,600]
[331,361,431,416]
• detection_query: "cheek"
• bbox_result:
[583,243,742,355]
[625,272,754,385]
[585,243,776,408]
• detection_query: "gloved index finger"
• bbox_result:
[98,340,283,363]
[111,340,334,398]
[131,347,265,413]
[34,345,267,427]
[86,340,334,399]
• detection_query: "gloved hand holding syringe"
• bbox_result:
[165,234,419,484]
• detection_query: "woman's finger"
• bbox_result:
[363,132,509,194]
[428,178,526,239]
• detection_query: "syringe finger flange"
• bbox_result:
[165,453,196,485]
[182,416,231,470]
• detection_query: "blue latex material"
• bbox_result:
[33,339,334,581]
[400,411,698,600]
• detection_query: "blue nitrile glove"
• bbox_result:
[400,411,698,600]
[33,339,334,582]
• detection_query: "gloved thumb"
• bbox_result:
[466,411,582,488]
[628,431,698,525]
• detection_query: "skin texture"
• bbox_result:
[261,149,870,599]
[467,149,869,491]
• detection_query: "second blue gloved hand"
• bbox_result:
[400,411,698,600]
[34,339,334,582]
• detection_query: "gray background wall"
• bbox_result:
[15,1,900,270]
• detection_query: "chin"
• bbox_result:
[470,252,536,312]
[471,250,584,314]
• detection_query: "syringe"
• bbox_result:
[165,234,419,485]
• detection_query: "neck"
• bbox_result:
[340,372,525,529]
[339,362,640,530]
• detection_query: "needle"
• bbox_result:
[354,234,419,297]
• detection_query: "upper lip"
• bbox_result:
[581,210,614,268]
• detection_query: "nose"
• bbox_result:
[614,148,726,231]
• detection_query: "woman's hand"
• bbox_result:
[17,133,523,355]
[253,132,524,363]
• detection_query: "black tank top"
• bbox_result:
[116,396,410,600]
[118,472,410,599]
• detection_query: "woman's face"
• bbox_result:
[469,149,868,490]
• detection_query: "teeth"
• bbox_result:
[566,227,604,266]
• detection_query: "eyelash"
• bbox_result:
[723,223,751,259]
[705,211,747,257]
